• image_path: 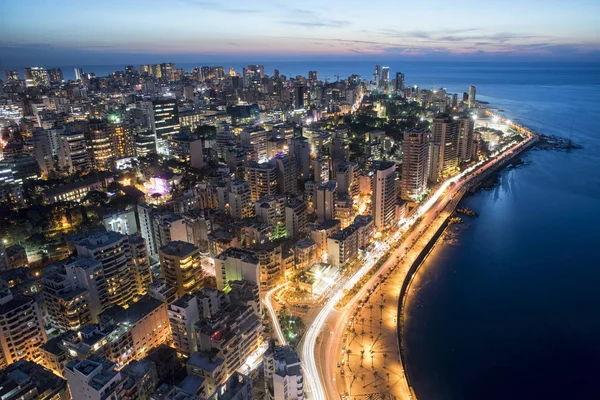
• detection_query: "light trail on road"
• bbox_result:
[264,282,289,346]
[301,131,536,399]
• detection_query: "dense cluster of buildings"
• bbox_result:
[0,62,482,399]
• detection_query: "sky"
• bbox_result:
[1,0,600,67]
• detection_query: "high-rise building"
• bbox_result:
[85,120,113,170]
[373,65,381,87]
[229,180,253,219]
[152,99,180,156]
[255,194,287,238]
[290,137,310,181]
[308,70,318,81]
[42,262,93,332]
[129,234,153,298]
[247,64,265,78]
[168,294,199,355]
[47,68,63,85]
[0,283,46,369]
[75,231,137,307]
[74,68,84,81]
[285,198,307,238]
[294,86,306,109]
[0,360,69,400]
[264,341,305,400]
[380,66,390,92]
[23,67,49,87]
[213,248,259,291]
[159,241,203,298]
[65,358,128,400]
[110,123,134,159]
[32,131,55,177]
[395,72,405,93]
[372,161,397,229]
[240,127,268,163]
[458,116,475,163]
[401,129,430,201]
[468,85,477,108]
[245,161,278,202]
[274,153,298,195]
[313,157,330,184]
[58,129,90,173]
[429,115,460,181]
[316,181,337,223]
[4,70,19,82]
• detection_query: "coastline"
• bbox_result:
[396,111,539,399]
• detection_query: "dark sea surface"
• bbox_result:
[4,60,600,398]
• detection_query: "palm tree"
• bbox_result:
[360,350,365,367]
[387,372,390,384]
[346,349,352,364]
[369,304,374,319]
[383,353,388,367]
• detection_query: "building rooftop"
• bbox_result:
[188,352,225,373]
[75,230,127,251]
[110,295,163,325]
[160,241,199,258]
[0,360,67,399]
[215,247,258,264]
[329,224,360,241]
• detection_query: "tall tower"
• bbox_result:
[152,99,180,156]
[401,129,430,201]
[468,85,477,108]
[380,66,390,92]
[395,72,405,93]
[429,115,460,181]
[372,161,397,229]
[373,65,381,88]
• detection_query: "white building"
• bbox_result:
[264,341,305,400]
[372,161,397,229]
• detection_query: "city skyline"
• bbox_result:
[2,0,600,67]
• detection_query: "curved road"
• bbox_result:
[266,125,536,399]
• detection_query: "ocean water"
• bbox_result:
[401,63,600,400]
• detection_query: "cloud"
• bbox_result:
[176,0,259,14]
[280,20,349,28]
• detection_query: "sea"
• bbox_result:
[4,60,600,399]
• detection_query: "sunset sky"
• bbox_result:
[2,0,599,66]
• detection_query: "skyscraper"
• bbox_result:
[401,129,430,201]
[372,161,397,229]
[74,67,84,81]
[395,72,405,93]
[316,181,337,223]
[380,66,390,92]
[85,119,113,170]
[468,85,477,108]
[458,116,475,163]
[152,99,180,156]
[373,65,381,87]
[429,115,461,181]
[47,68,63,84]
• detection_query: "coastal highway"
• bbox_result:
[265,125,536,399]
